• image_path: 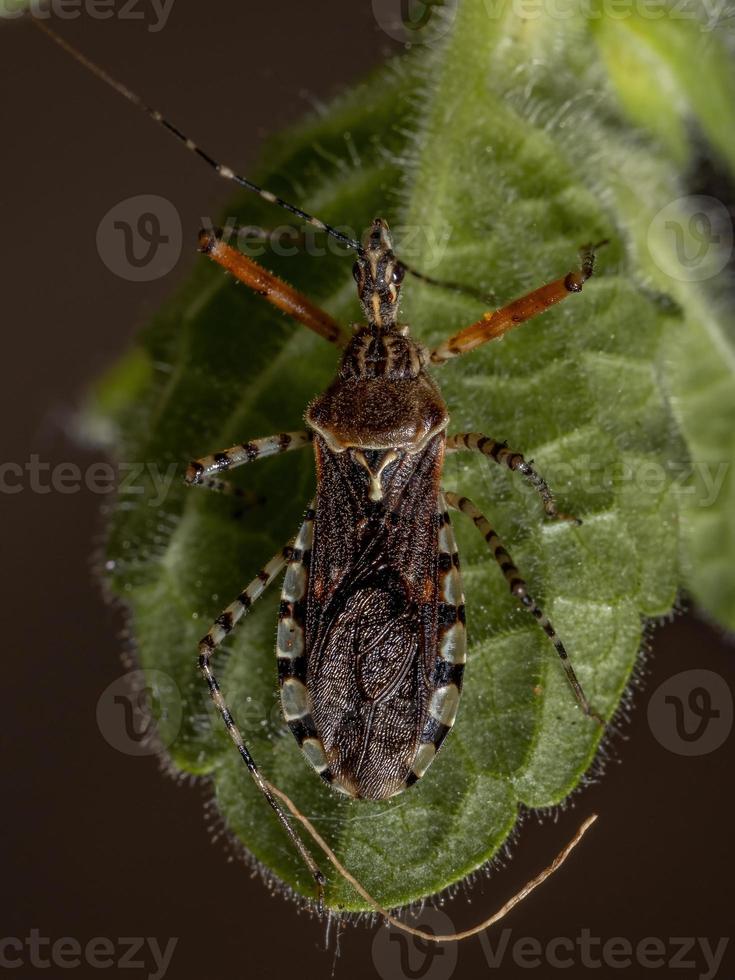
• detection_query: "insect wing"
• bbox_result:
[277,434,465,799]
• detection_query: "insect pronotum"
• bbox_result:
[36,19,607,930]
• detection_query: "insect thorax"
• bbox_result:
[306,328,449,454]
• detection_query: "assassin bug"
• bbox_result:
[37,21,606,916]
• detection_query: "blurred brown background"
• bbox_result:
[1,2,733,978]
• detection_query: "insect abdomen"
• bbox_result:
[276,506,331,775]
[405,493,467,787]
[276,491,466,800]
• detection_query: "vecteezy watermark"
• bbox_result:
[647,195,733,284]
[0,456,179,506]
[97,669,183,756]
[511,456,731,510]
[0,930,178,978]
[370,0,734,36]
[479,0,730,32]
[96,206,454,281]
[648,669,733,756]
[372,916,729,979]
[1,0,176,33]
[3,454,728,510]
[199,215,454,271]
[372,908,458,980]
[477,929,729,977]
[371,0,458,45]
[97,195,182,281]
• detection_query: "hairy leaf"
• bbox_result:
[90,0,735,909]
[0,1,30,16]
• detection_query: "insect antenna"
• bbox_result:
[397,258,498,305]
[33,19,510,297]
[32,19,364,255]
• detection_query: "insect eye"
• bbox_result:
[352,262,361,283]
[392,264,405,285]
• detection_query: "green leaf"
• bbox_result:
[0,0,31,17]
[589,0,735,173]
[89,0,735,909]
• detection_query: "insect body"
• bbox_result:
[284,224,460,800]
[191,219,606,844]
[36,19,606,908]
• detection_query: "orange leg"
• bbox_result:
[429,242,607,365]
[198,230,349,347]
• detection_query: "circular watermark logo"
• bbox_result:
[96,669,183,756]
[371,0,458,45]
[96,194,182,281]
[372,908,458,980]
[648,669,733,756]
[647,195,733,283]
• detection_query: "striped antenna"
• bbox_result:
[33,19,364,254]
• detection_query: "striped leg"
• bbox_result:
[198,545,326,908]
[430,242,606,365]
[190,474,263,511]
[446,432,580,524]
[185,430,312,486]
[445,492,604,727]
